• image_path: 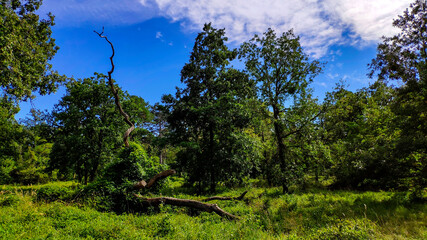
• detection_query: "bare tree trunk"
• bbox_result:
[94,28,135,147]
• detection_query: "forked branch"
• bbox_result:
[94,27,135,147]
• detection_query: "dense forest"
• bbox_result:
[0,0,426,239]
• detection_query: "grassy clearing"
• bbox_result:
[0,182,426,239]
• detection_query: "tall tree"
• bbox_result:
[166,23,258,192]
[369,0,427,194]
[0,0,65,101]
[239,29,323,193]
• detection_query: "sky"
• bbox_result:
[16,0,414,120]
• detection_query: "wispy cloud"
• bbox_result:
[38,0,156,25]
[39,0,413,57]
[156,31,163,39]
[139,0,412,57]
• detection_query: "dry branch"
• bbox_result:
[134,169,176,190]
[134,194,239,220]
[94,27,135,147]
[202,191,248,202]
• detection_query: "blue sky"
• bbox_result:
[16,0,414,120]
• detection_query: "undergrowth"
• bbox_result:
[0,181,426,239]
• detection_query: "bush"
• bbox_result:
[80,142,168,213]
[0,194,22,207]
[36,184,76,202]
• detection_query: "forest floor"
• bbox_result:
[0,180,426,239]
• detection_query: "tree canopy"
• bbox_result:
[0,0,65,101]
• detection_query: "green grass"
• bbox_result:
[0,182,426,239]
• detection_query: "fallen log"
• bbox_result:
[134,194,239,220]
[134,169,176,190]
[202,191,248,202]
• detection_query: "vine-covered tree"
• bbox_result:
[239,29,323,193]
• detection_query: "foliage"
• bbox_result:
[369,0,427,195]
[0,98,22,183]
[36,183,76,202]
[0,98,54,184]
[0,182,426,239]
[49,75,122,183]
[81,142,168,213]
[239,28,323,192]
[320,81,402,190]
[49,75,151,184]
[0,0,65,101]
[165,23,258,192]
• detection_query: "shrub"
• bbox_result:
[81,142,168,213]
[36,184,75,202]
[0,194,22,207]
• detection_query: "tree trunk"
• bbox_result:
[272,104,289,193]
[209,124,216,193]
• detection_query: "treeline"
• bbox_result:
[0,1,425,197]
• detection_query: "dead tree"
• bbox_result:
[95,28,135,147]
[94,29,242,220]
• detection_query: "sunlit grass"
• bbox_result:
[0,182,425,239]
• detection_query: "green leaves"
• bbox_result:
[0,0,65,101]
[166,23,258,191]
[239,28,323,192]
[49,74,151,184]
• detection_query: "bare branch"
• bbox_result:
[94,28,135,147]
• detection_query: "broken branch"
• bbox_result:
[203,191,248,202]
[134,169,176,190]
[134,194,239,220]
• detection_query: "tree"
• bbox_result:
[369,0,427,195]
[321,82,398,189]
[0,0,65,101]
[49,74,151,184]
[165,23,258,192]
[0,96,22,183]
[239,29,323,193]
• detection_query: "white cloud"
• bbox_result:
[321,0,412,41]
[156,31,163,39]
[139,0,413,57]
[39,0,414,57]
[38,0,156,25]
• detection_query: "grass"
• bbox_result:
[0,181,426,239]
